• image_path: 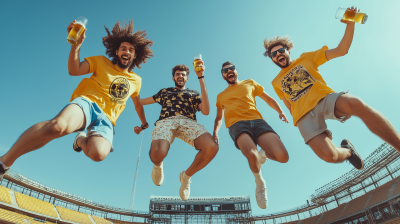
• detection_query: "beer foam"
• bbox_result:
[75,21,86,28]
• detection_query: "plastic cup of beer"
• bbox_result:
[335,7,368,24]
[67,16,88,45]
[193,54,203,72]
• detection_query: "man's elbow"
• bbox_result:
[202,110,210,116]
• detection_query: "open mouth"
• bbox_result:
[227,72,235,80]
[278,56,286,63]
[177,78,184,83]
[121,55,130,63]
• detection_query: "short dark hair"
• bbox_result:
[221,61,234,73]
[172,64,190,77]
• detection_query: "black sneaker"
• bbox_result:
[342,139,364,170]
[0,162,9,180]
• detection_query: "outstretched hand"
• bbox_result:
[340,6,360,24]
[279,113,289,123]
[67,20,86,45]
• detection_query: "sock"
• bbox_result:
[0,161,9,170]
[183,171,191,180]
[253,169,266,186]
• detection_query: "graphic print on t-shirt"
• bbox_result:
[153,88,201,122]
[109,77,130,104]
[281,65,315,102]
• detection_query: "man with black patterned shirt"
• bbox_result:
[141,63,218,201]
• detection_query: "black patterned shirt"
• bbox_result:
[152,88,202,122]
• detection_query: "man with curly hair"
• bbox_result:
[141,62,218,201]
[213,61,289,209]
[264,7,400,170]
[0,20,153,178]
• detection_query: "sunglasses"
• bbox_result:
[221,65,236,74]
[270,48,286,58]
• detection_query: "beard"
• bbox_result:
[224,72,237,84]
[174,81,186,88]
[273,54,291,68]
[117,56,133,69]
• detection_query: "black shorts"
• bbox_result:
[228,119,278,150]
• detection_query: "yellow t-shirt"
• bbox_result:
[70,55,142,126]
[216,79,264,128]
[271,46,335,126]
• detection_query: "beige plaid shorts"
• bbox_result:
[152,115,208,148]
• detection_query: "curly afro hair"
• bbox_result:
[263,36,294,58]
[102,19,154,71]
[172,64,190,77]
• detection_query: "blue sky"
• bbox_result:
[1,0,400,219]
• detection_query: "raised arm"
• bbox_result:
[67,20,90,76]
[141,96,156,105]
[325,7,359,61]
[195,60,210,115]
[213,107,224,144]
[132,95,149,134]
[259,92,289,123]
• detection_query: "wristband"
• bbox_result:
[198,76,204,79]
[141,122,148,129]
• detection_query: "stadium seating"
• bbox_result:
[0,206,27,224]
[109,219,144,224]
[365,179,398,208]
[0,185,13,204]
[92,215,112,224]
[317,203,348,224]
[338,191,374,219]
[55,205,92,224]
[14,192,58,218]
[383,217,400,224]
[298,214,322,224]
[389,178,400,198]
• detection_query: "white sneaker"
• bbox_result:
[179,170,191,201]
[152,163,164,186]
[73,132,86,152]
[256,184,268,209]
[258,149,268,164]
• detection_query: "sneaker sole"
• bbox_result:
[343,140,364,170]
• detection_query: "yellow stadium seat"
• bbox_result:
[14,192,58,218]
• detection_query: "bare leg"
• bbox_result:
[77,136,111,162]
[149,139,170,166]
[257,132,289,163]
[237,133,260,173]
[1,104,85,167]
[335,94,400,151]
[185,133,219,177]
[308,132,351,163]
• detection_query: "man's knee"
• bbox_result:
[242,148,258,162]
[88,148,109,162]
[149,141,169,162]
[277,151,289,163]
[45,119,70,137]
[200,142,219,158]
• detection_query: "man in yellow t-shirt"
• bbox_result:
[0,20,153,179]
[264,6,400,171]
[213,61,289,209]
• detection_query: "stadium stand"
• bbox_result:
[0,206,26,224]
[317,203,348,224]
[0,185,13,205]
[365,178,398,208]
[389,178,400,198]
[14,192,58,218]
[338,191,374,219]
[298,214,322,224]
[384,217,400,224]
[92,215,112,224]
[108,219,144,224]
[56,205,92,224]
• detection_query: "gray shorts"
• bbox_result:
[297,92,350,144]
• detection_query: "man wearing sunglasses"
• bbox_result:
[264,6,400,170]
[141,62,218,201]
[213,61,289,209]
